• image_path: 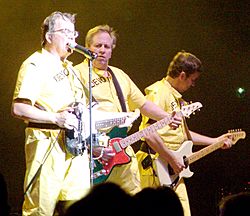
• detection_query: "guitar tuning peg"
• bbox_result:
[228,129,242,133]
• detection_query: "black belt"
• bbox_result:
[27,122,61,130]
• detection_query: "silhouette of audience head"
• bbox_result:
[0,173,11,216]
[65,183,184,216]
[133,186,184,216]
[65,182,133,216]
[218,191,250,216]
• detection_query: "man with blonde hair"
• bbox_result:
[74,24,181,194]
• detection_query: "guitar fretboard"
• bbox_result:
[95,117,126,129]
[118,102,202,149]
[189,141,225,164]
[120,115,172,148]
[188,131,246,164]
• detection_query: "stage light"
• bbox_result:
[235,87,246,98]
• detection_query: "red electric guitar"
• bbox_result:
[93,102,203,184]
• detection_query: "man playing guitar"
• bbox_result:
[136,51,233,216]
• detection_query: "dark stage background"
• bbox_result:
[0,1,249,215]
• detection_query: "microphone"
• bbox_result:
[67,42,98,59]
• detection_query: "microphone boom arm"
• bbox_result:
[67,42,98,60]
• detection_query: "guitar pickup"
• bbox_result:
[183,156,189,168]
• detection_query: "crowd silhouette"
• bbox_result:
[65,182,184,216]
[218,191,250,216]
[65,182,133,216]
[2,178,249,216]
[0,173,11,216]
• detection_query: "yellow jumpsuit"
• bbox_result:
[136,78,192,216]
[74,60,146,194]
[13,49,90,216]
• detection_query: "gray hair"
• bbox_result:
[41,11,76,47]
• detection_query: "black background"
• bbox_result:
[0,1,249,215]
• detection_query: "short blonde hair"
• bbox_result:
[85,24,117,49]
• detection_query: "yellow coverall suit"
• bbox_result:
[136,78,192,216]
[74,59,146,195]
[13,49,90,216]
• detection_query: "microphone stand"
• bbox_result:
[88,58,95,187]
[68,43,98,187]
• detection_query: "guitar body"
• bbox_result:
[155,141,194,188]
[93,127,129,184]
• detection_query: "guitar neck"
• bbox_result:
[188,140,225,165]
[188,131,246,164]
[95,117,126,129]
[120,114,172,149]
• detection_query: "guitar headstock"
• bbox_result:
[181,102,203,118]
[228,129,246,145]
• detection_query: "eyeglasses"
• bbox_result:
[50,28,79,38]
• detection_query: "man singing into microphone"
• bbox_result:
[11,11,91,216]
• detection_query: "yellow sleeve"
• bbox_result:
[140,81,167,130]
[13,60,44,106]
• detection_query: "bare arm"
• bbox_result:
[190,131,216,145]
[190,130,233,149]
[12,102,56,123]
[140,100,169,121]
[144,132,185,174]
[140,100,181,128]
[12,102,77,129]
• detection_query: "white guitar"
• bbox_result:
[65,102,139,156]
[155,130,246,188]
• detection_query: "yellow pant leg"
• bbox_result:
[136,150,191,216]
[175,179,191,216]
[59,151,90,201]
[22,129,90,216]
[106,146,141,195]
[136,150,160,188]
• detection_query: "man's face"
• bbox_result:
[48,18,77,59]
[89,31,113,70]
[179,71,200,93]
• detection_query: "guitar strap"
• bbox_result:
[107,67,156,172]
[183,117,192,140]
[107,67,127,112]
[179,99,192,141]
